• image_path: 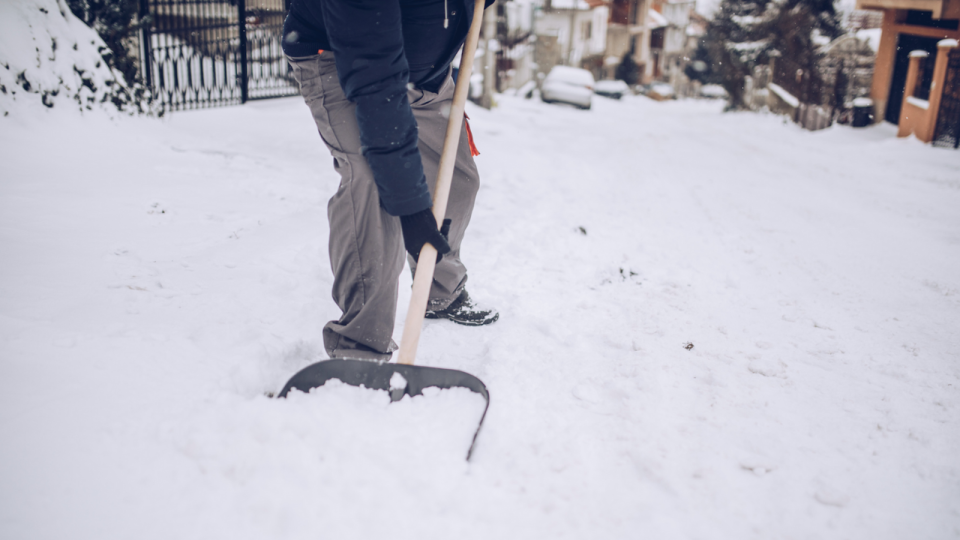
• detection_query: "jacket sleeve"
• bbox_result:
[319,0,433,217]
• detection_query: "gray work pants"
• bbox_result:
[287,52,480,361]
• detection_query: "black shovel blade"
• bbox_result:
[278,359,489,460]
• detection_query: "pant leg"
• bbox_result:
[406,74,482,310]
[288,52,405,361]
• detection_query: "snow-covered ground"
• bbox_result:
[1,92,959,539]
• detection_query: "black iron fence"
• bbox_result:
[768,55,834,131]
[140,0,298,112]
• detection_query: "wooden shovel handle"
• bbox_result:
[397,0,488,365]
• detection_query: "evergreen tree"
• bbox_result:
[702,0,842,110]
[684,38,722,85]
[760,0,842,104]
[701,0,757,109]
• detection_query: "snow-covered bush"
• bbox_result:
[0,0,153,117]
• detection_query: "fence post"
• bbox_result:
[139,0,152,90]
[238,0,249,103]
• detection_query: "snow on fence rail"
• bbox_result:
[768,83,799,108]
[766,82,833,132]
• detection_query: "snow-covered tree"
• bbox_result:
[702,0,842,109]
[684,38,723,87]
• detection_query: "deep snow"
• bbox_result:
[1,91,959,539]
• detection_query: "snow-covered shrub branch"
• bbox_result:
[0,0,153,117]
[65,0,147,90]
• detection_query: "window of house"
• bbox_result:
[903,10,959,30]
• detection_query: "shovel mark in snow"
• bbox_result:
[739,454,779,477]
[812,320,834,331]
[747,358,786,378]
[923,279,958,299]
[814,486,850,507]
[740,464,771,477]
[572,383,601,404]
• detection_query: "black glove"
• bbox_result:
[399,208,452,263]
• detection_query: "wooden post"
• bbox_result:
[870,9,899,124]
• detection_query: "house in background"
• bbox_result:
[534,0,610,75]
[647,0,695,83]
[855,0,960,138]
[604,0,650,80]
[646,8,668,80]
[526,0,699,87]
[495,0,537,90]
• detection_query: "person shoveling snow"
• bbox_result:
[278,0,498,459]
[282,0,499,362]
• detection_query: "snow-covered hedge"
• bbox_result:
[0,0,152,117]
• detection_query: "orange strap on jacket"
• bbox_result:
[464,114,480,157]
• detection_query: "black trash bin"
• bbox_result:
[851,97,874,128]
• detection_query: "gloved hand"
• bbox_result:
[399,208,452,263]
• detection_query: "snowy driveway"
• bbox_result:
[1,94,958,539]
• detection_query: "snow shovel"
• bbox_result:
[278,0,490,461]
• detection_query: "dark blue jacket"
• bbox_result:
[283,0,490,216]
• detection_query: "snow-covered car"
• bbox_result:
[646,82,676,101]
[594,79,631,100]
[540,66,595,110]
[699,84,728,99]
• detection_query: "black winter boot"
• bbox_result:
[425,290,499,326]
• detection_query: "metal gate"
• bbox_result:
[933,48,960,149]
[885,34,941,124]
[140,0,298,112]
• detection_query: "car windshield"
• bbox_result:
[546,66,595,86]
